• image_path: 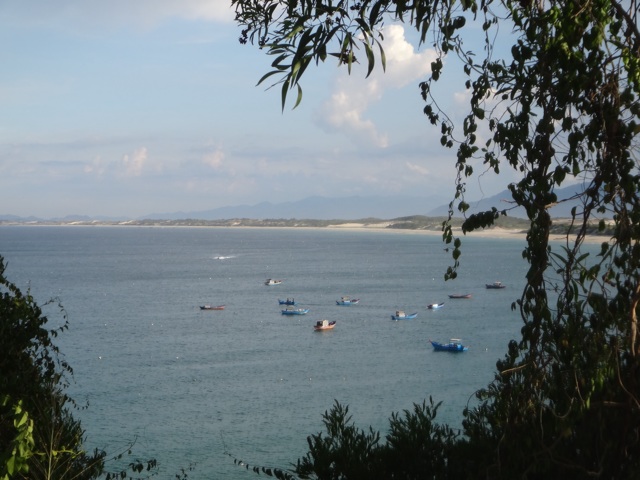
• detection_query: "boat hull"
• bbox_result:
[314,320,336,331]
[429,340,468,352]
[336,297,359,305]
[391,313,418,320]
[281,308,309,315]
[200,305,225,310]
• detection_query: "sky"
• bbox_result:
[0,1,516,219]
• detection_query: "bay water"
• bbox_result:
[0,225,528,478]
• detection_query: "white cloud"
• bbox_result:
[318,80,389,148]
[381,25,434,88]
[121,147,148,177]
[316,24,437,148]
[202,148,225,169]
[406,162,429,176]
[84,155,108,176]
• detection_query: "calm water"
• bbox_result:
[0,226,528,478]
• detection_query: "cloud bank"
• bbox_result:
[0,0,234,29]
[316,25,437,148]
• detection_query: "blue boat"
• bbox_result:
[281,307,309,316]
[336,296,359,306]
[278,298,296,305]
[391,310,418,321]
[429,339,468,352]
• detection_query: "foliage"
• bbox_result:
[0,397,34,480]
[233,0,640,478]
[0,256,176,480]
[0,255,106,479]
[228,399,458,480]
[295,401,383,479]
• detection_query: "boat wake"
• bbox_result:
[212,255,236,260]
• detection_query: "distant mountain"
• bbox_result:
[0,214,43,222]
[427,190,523,218]
[428,183,606,219]
[141,195,447,221]
[1,186,610,224]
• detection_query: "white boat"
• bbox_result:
[336,296,360,306]
[265,278,283,286]
[314,320,336,331]
[391,310,418,320]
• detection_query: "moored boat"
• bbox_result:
[278,298,296,305]
[429,338,468,352]
[448,293,472,299]
[281,307,309,315]
[336,296,359,305]
[200,305,225,311]
[427,302,445,309]
[486,281,506,289]
[313,320,336,331]
[265,278,283,286]
[391,310,418,320]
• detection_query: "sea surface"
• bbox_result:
[0,225,529,478]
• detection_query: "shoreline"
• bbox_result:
[0,221,607,243]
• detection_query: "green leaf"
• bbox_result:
[293,84,303,109]
[364,41,375,78]
[281,78,290,112]
[15,411,28,428]
[377,41,386,72]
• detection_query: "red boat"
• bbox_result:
[200,305,225,310]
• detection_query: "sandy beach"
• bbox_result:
[325,223,605,244]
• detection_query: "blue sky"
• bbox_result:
[1,1,515,218]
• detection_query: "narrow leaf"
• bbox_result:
[293,84,303,109]
[281,79,290,112]
[364,41,375,78]
[257,70,283,87]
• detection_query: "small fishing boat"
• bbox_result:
[200,305,225,311]
[429,338,468,352]
[265,278,283,286]
[486,281,506,289]
[278,298,296,305]
[427,302,445,309]
[281,307,309,315]
[391,310,418,320]
[448,293,472,299]
[336,296,360,305]
[313,320,336,331]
